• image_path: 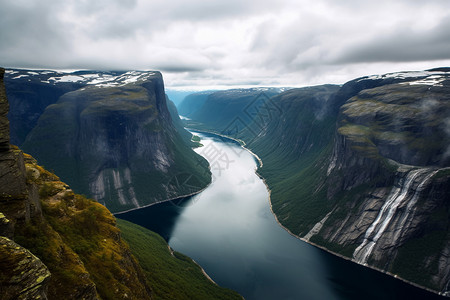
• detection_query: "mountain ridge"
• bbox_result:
[0,67,242,300]
[5,69,211,213]
[182,69,450,296]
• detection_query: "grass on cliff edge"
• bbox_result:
[116,218,242,300]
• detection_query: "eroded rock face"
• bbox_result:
[9,70,210,213]
[304,70,450,294]
[1,68,152,300]
[0,67,41,229]
[0,236,51,300]
[0,67,50,300]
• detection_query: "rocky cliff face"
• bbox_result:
[0,67,153,299]
[6,69,210,213]
[307,70,450,294]
[0,67,51,299]
[4,69,86,145]
[182,69,450,296]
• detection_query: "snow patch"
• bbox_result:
[402,75,446,87]
[7,69,158,88]
[358,71,447,82]
[48,75,85,83]
[12,74,29,79]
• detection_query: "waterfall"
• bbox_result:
[390,169,439,243]
[353,168,436,265]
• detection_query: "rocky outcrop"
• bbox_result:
[0,236,51,300]
[1,67,43,238]
[182,69,450,295]
[1,67,153,299]
[0,67,50,300]
[302,70,450,295]
[1,68,242,300]
[4,69,86,145]
[7,70,211,213]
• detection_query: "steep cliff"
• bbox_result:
[305,71,450,294]
[1,67,241,300]
[0,67,52,299]
[4,69,85,145]
[6,70,211,213]
[183,70,450,296]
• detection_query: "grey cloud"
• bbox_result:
[70,0,138,15]
[0,2,66,47]
[156,65,206,73]
[249,18,331,71]
[1,0,450,88]
[0,1,73,68]
[333,16,450,64]
[150,0,282,21]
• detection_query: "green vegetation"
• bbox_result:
[339,84,450,166]
[309,235,356,258]
[14,156,152,299]
[117,219,242,300]
[12,152,236,299]
[185,86,342,236]
[391,230,448,289]
[261,145,333,236]
[21,82,211,213]
[191,134,203,147]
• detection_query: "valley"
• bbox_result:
[2,1,449,299]
[178,69,450,296]
[4,69,211,213]
[1,66,449,299]
[119,131,445,300]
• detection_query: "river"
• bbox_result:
[119,132,444,300]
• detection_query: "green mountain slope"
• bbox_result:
[180,88,288,132]
[0,67,240,300]
[18,72,210,213]
[250,72,450,294]
[182,70,450,295]
[117,219,242,300]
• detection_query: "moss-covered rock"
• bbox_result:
[0,236,51,300]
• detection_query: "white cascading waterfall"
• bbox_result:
[353,168,438,265]
[390,169,440,243]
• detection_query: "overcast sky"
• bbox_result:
[1,0,450,89]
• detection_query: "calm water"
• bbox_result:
[119,132,445,300]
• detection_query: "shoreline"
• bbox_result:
[191,128,448,298]
[113,178,212,216]
[187,128,263,168]
[256,171,447,298]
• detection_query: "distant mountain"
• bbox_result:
[183,69,450,296]
[178,87,290,130]
[165,89,201,106]
[5,69,211,213]
[0,67,241,299]
[177,90,217,117]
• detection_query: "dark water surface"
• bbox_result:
[119,133,445,300]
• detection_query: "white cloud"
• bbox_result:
[1,0,449,88]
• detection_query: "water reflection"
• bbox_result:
[118,197,192,241]
[119,132,445,300]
